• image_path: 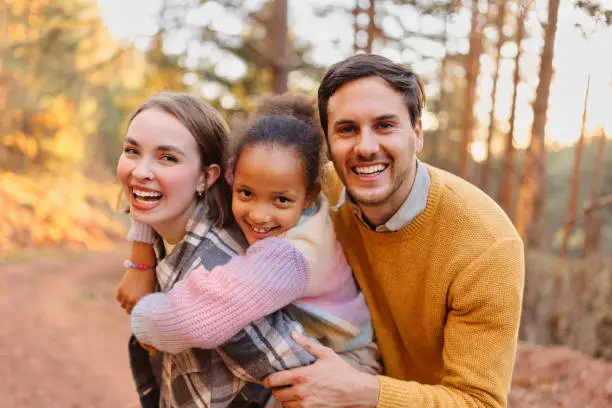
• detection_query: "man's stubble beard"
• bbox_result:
[347,167,408,208]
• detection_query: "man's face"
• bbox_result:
[326,76,423,223]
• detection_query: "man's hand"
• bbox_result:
[263,332,380,408]
[116,268,156,314]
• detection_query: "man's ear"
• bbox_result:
[197,164,221,193]
[304,184,321,210]
[414,119,423,153]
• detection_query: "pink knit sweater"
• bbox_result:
[131,195,372,354]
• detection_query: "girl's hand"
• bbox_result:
[116,268,156,314]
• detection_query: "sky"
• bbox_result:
[97,0,612,158]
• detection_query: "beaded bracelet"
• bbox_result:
[124,259,154,270]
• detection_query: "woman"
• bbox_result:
[116,92,314,407]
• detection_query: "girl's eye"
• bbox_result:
[276,196,291,204]
[238,189,252,199]
[160,155,178,163]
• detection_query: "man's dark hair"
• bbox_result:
[317,54,426,136]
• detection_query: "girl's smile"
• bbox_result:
[231,144,316,246]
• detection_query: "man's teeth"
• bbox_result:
[354,164,386,175]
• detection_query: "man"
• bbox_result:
[264,54,524,407]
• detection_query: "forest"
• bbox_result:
[1,0,612,406]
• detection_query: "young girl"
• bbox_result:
[116,92,317,408]
[123,95,380,405]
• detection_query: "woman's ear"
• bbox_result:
[197,164,221,193]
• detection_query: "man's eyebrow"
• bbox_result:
[124,137,140,146]
[375,114,399,121]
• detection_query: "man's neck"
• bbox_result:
[359,162,418,228]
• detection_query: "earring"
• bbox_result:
[196,186,204,197]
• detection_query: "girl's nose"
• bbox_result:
[249,208,272,224]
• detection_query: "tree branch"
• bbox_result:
[584,194,612,214]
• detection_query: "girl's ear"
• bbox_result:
[303,183,321,210]
[197,164,221,193]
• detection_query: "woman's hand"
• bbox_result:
[116,268,157,313]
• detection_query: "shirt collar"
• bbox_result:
[335,159,431,232]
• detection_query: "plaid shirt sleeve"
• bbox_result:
[217,310,316,383]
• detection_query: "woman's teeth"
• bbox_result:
[133,189,162,203]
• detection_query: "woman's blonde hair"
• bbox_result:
[128,92,233,227]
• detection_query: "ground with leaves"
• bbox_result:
[1,247,612,408]
[0,172,126,256]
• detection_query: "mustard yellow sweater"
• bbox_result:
[330,165,524,408]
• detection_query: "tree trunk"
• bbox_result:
[558,75,590,260]
[270,0,288,94]
[498,0,529,221]
[515,0,560,249]
[459,0,484,181]
[431,13,450,166]
[553,75,589,343]
[582,127,607,257]
[353,0,376,54]
[480,0,507,192]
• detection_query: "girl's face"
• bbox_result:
[117,108,208,243]
[232,145,316,246]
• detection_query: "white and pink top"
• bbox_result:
[130,194,374,356]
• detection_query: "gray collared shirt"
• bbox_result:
[335,159,431,232]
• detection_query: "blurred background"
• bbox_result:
[1,0,612,406]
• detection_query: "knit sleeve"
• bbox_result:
[126,218,155,244]
[130,237,309,354]
[376,238,524,408]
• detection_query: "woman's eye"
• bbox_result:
[160,155,178,163]
[337,125,355,134]
[124,147,138,155]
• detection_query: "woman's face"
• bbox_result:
[117,108,205,243]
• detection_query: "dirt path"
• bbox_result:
[0,246,137,408]
[2,247,612,407]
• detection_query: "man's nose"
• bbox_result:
[354,128,380,158]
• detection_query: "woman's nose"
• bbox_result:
[132,158,154,181]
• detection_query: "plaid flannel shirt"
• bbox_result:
[130,201,315,408]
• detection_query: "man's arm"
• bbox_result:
[265,238,525,408]
[131,237,309,353]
